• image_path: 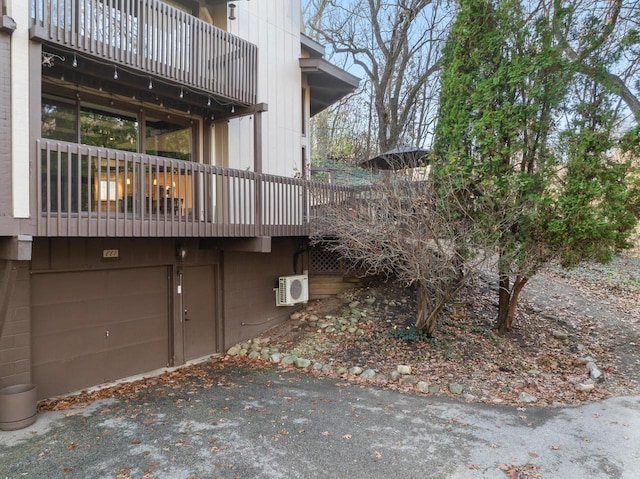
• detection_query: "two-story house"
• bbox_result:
[0,0,358,399]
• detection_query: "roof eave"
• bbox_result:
[300,57,360,116]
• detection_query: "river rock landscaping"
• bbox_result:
[226,251,640,407]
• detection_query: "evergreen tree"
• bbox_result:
[433,0,638,332]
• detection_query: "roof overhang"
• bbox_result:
[300,33,325,58]
[300,57,360,116]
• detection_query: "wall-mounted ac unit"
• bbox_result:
[275,274,309,306]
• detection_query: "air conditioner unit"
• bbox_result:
[275,274,309,306]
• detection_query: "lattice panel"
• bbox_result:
[310,247,343,274]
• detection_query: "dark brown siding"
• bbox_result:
[0,27,11,223]
[0,235,304,398]
[0,261,31,389]
[223,237,307,348]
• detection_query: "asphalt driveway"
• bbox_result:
[1,364,639,478]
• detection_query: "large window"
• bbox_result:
[42,96,193,161]
[42,99,77,142]
[41,96,195,215]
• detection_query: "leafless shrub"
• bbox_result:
[311,171,488,336]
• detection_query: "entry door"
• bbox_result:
[183,265,218,360]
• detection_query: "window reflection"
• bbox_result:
[146,119,192,161]
[42,99,77,142]
[80,108,138,151]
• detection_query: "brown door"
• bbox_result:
[183,264,218,361]
[32,267,170,399]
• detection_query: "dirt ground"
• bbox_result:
[263,251,640,407]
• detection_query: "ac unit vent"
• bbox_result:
[276,274,309,306]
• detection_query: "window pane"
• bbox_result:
[80,108,138,151]
[146,119,192,161]
[42,99,77,142]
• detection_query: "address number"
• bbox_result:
[102,249,120,259]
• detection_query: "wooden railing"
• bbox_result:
[37,140,318,237]
[30,0,257,105]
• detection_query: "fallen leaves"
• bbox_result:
[115,467,132,479]
[37,357,254,412]
[264,253,640,407]
[497,463,541,478]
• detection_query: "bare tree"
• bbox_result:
[311,171,487,336]
[553,0,640,124]
[305,0,449,153]
[309,94,375,166]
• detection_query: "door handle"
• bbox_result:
[184,308,190,321]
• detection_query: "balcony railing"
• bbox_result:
[30,0,257,105]
[37,139,318,237]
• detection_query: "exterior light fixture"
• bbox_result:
[176,244,188,262]
[179,87,184,98]
[207,96,212,107]
[72,54,77,67]
[228,3,236,20]
[148,77,153,89]
[113,66,118,79]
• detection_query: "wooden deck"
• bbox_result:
[30,0,257,105]
[37,139,363,238]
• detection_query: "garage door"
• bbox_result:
[32,267,170,399]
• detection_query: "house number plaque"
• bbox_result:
[102,249,120,260]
